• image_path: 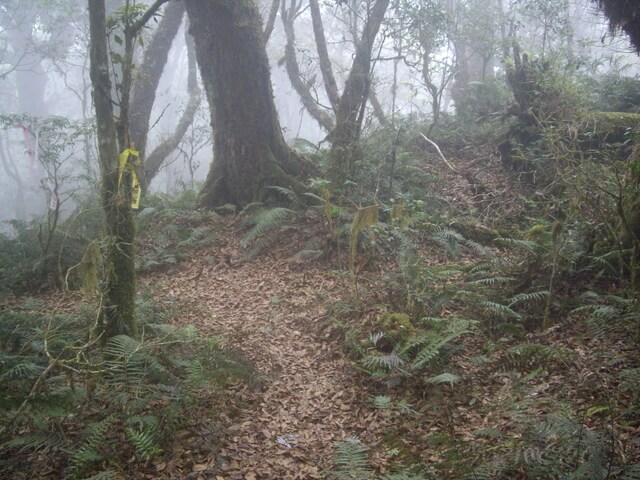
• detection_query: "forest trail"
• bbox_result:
[148,229,386,479]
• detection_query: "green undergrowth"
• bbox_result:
[135,190,221,272]
[0,294,251,479]
[0,189,221,297]
[320,136,640,477]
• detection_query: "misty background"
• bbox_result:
[0,0,637,230]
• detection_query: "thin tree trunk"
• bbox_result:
[308,0,340,110]
[0,134,26,221]
[281,0,334,132]
[129,1,185,186]
[186,0,314,208]
[142,25,202,191]
[88,0,137,338]
[263,0,279,43]
[328,0,389,184]
[369,87,389,127]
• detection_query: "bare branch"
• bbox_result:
[419,132,458,173]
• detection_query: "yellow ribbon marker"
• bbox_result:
[118,148,141,209]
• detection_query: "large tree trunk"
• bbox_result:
[88,0,137,338]
[185,0,312,208]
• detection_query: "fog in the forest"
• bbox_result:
[0,0,637,231]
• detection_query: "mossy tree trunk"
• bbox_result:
[88,0,137,338]
[185,0,312,208]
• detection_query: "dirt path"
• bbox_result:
[151,236,386,479]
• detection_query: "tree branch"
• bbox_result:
[263,0,279,44]
[308,0,340,110]
[280,0,335,131]
[131,0,171,35]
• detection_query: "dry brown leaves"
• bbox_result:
[144,228,390,479]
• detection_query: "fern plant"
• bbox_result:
[330,437,436,480]
[361,316,475,378]
[125,425,163,461]
[68,415,116,478]
[400,317,476,370]
[0,303,248,479]
[135,196,220,272]
[501,343,574,373]
[572,291,640,341]
[331,437,374,480]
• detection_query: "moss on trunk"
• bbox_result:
[89,0,137,338]
[186,0,313,208]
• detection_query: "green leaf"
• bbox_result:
[426,372,461,385]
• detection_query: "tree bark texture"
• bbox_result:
[186,0,312,208]
[328,0,389,184]
[89,0,137,338]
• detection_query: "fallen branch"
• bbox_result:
[419,132,458,173]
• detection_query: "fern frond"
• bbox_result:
[519,413,610,479]
[80,471,123,480]
[68,415,116,478]
[433,227,465,242]
[373,395,392,409]
[463,239,495,258]
[241,207,295,247]
[383,472,432,480]
[176,225,216,249]
[471,276,516,285]
[291,248,322,261]
[508,290,549,307]
[1,432,63,453]
[302,191,326,204]
[502,344,573,372]
[430,227,464,258]
[265,185,299,204]
[69,445,102,478]
[480,300,522,320]
[369,332,385,346]
[0,361,43,381]
[426,372,461,385]
[495,237,538,252]
[332,437,373,480]
[104,335,141,358]
[362,352,405,371]
[400,318,475,370]
[126,426,162,461]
